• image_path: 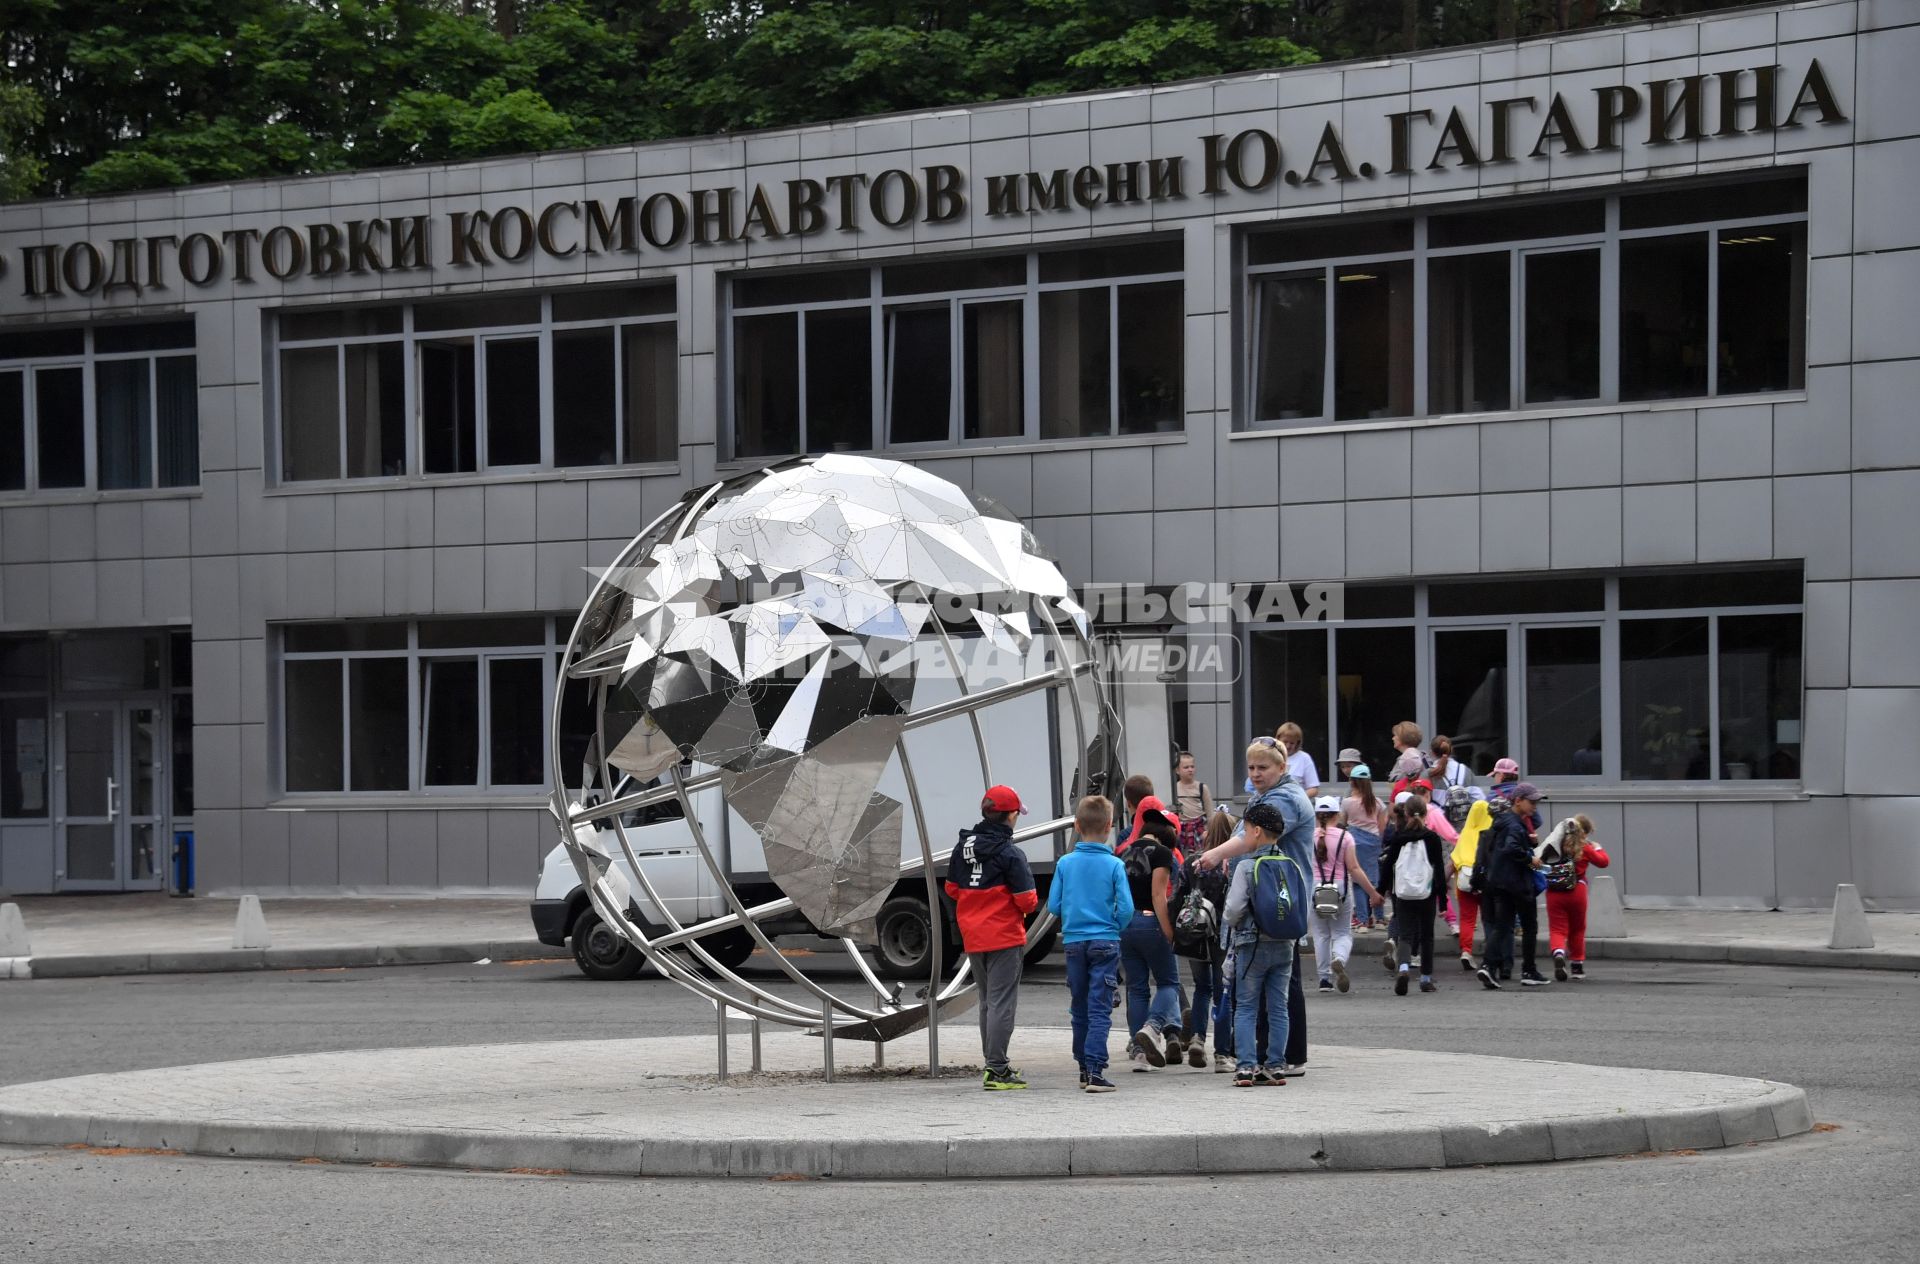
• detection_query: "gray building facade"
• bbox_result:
[0,0,1913,908]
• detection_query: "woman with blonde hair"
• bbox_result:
[1450,799,1494,971]
[1543,814,1610,981]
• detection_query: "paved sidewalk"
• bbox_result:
[0,1030,1813,1178]
[0,893,565,979]
[1,893,1914,980]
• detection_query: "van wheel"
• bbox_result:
[571,908,645,981]
[702,928,756,971]
[873,895,944,978]
[1023,923,1060,968]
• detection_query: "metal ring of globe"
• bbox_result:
[548,454,1108,1048]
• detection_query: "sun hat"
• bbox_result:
[1336,747,1363,765]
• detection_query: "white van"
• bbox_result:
[531,632,1178,981]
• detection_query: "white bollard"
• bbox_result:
[232,894,272,949]
[0,902,29,956]
[1828,884,1874,950]
[1585,875,1627,939]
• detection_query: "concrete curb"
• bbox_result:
[0,1083,1814,1178]
[1583,939,1920,972]
[16,940,568,980]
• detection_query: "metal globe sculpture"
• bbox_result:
[549,453,1108,1061]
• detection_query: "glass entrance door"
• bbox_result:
[55,702,165,891]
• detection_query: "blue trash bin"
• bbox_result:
[171,829,195,897]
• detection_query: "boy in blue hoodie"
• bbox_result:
[1046,795,1134,1093]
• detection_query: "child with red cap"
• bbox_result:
[945,784,1039,1090]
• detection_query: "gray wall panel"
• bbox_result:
[387,812,439,887]
[535,481,589,541]
[288,811,339,888]
[1697,801,1777,906]
[1773,474,1852,581]
[1850,795,1920,908]
[1696,405,1771,481]
[1772,798,1851,908]
[1803,580,1851,689]
[1852,470,1920,578]
[1411,496,1478,575]
[1278,434,1344,504]
[1621,802,1701,899]
[1621,410,1696,484]
[1550,488,1622,570]
[191,809,242,892]
[437,810,491,888]
[483,484,537,544]
[1411,424,1480,497]
[489,810,544,890]
[1481,492,1550,572]
[1481,420,1549,493]
[1848,580,1920,687]
[1345,430,1411,501]
[1695,478,1772,563]
[0,825,55,895]
[2,506,50,563]
[1549,414,1622,488]
[1346,498,1411,577]
[433,486,485,547]
[336,811,390,888]
[1842,687,1915,794]
[240,807,290,888]
[141,557,192,625]
[96,559,146,625]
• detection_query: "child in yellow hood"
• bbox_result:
[1451,800,1493,972]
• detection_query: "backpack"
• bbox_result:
[1393,837,1435,901]
[1544,858,1579,892]
[1443,789,1474,833]
[1172,886,1218,958]
[1123,840,1181,908]
[1250,849,1311,941]
[1312,830,1348,918]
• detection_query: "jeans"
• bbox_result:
[1186,956,1219,1044]
[1120,913,1183,1039]
[1232,938,1295,1072]
[1065,939,1120,1074]
[1349,828,1382,924]
[1309,890,1355,980]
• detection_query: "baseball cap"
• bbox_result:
[1512,782,1542,802]
[1348,764,1373,780]
[1337,747,1363,765]
[1393,790,1417,806]
[1493,757,1520,776]
[1313,795,1342,813]
[1136,794,1178,827]
[1242,802,1285,835]
[982,785,1026,814]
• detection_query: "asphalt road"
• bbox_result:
[2,953,1916,1264]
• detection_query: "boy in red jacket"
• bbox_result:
[945,785,1040,1090]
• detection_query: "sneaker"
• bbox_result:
[982,1067,1028,1091]
[1234,1069,1256,1088]
[1476,967,1501,991]
[1163,1029,1187,1060]
[1078,1069,1089,1087]
[1394,970,1409,996]
[1460,952,1475,972]
[1256,1069,1287,1086]
[1500,968,1513,982]
[1187,1041,1207,1069]
[1213,1054,1233,1074]
[1084,1074,1117,1093]
[1553,954,1569,983]
[1571,962,1587,979]
[1281,1064,1306,1078]
[1419,979,1437,994]
[1521,970,1550,987]
[1333,959,1350,992]
[1133,1027,1166,1067]
[1383,939,1398,971]
[1318,978,1334,992]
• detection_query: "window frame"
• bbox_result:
[272,290,677,485]
[276,618,564,797]
[725,242,1186,459]
[1240,572,1804,787]
[1243,181,1809,429]
[0,324,199,496]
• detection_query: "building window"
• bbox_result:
[1244,173,1807,427]
[279,618,563,794]
[729,240,1182,458]
[0,322,198,493]
[1245,568,1801,785]
[1,638,50,819]
[275,288,676,483]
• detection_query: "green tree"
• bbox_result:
[1,0,1756,202]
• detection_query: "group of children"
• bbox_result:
[944,729,1610,1092]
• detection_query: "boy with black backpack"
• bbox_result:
[1221,800,1308,1087]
